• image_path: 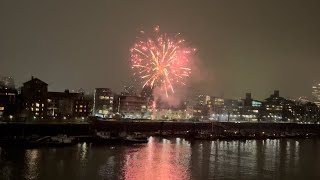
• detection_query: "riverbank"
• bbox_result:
[0,122,91,137]
[0,120,319,144]
[156,131,320,141]
[1,120,320,136]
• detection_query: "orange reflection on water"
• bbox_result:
[123,137,190,180]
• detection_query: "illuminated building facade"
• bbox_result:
[20,77,48,119]
[208,97,243,122]
[312,83,320,107]
[241,93,262,122]
[0,88,17,119]
[224,99,243,121]
[153,108,187,120]
[263,90,295,122]
[114,95,150,119]
[206,93,262,122]
[93,88,114,118]
[303,102,320,122]
[152,99,187,120]
[47,90,90,119]
[73,94,91,118]
[208,97,226,121]
[190,94,211,120]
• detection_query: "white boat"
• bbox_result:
[123,134,148,144]
[50,135,74,144]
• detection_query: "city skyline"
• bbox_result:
[0,73,318,103]
[1,74,318,102]
[1,0,320,100]
[2,75,319,122]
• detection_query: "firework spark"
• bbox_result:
[130,26,195,97]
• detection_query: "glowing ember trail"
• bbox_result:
[130,26,195,97]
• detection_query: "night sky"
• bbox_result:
[0,0,319,100]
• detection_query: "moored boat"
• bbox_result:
[0,135,76,148]
[123,135,149,144]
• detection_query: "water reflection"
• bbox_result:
[24,149,40,179]
[0,138,319,179]
[122,137,191,180]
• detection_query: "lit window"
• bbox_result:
[36,108,39,111]
[0,107,4,111]
[80,105,83,108]
[79,109,82,112]
[36,103,40,107]
[103,110,108,114]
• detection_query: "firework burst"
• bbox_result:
[130,26,195,97]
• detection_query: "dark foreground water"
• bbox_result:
[0,138,320,180]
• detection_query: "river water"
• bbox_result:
[0,137,319,180]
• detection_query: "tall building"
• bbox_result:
[241,93,262,122]
[303,102,320,122]
[312,83,320,107]
[152,98,187,120]
[0,87,18,118]
[188,94,211,120]
[208,97,226,121]
[20,77,48,119]
[93,88,114,118]
[74,93,91,118]
[207,97,243,122]
[114,95,149,119]
[263,90,295,122]
[224,98,242,121]
[47,90,90,119]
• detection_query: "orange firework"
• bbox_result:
[130,26,195,97]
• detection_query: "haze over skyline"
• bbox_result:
[1,0,320,100]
